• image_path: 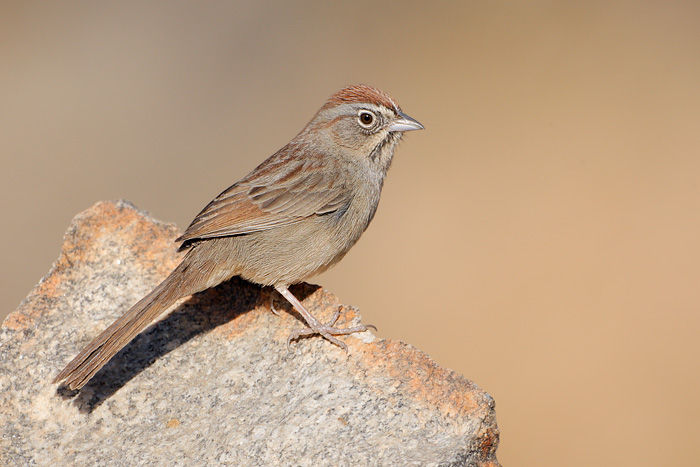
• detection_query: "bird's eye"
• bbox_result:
[359,111,375,126]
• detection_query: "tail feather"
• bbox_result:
[54,266,193,390]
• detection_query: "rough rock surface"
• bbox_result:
[0,200,500,466]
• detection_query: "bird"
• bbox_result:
[53,84,423,390]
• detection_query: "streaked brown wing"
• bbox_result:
[176,149,349,247]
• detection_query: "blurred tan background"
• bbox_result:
[2,1,699,465]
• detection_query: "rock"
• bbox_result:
[0,200,500,466]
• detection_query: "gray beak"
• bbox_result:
[387,112,424,132]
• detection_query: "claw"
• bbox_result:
[269,294,280,316]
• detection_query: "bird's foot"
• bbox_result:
[286,306,377,351]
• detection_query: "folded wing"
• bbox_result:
[176,149,349,248]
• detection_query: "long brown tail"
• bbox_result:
[53,260,201,390]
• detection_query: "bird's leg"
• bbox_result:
[274,285,376,351]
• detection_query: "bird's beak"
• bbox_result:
[387,112,424,132]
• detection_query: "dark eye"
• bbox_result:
[359,111,374,126]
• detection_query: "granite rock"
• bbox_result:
[0,200,500,466]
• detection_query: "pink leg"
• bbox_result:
[274,285,376,351]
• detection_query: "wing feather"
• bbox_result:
[176,147,350,248]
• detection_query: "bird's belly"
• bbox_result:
[228,215,360,287]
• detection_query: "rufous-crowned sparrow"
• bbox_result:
[54,84,423,390]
